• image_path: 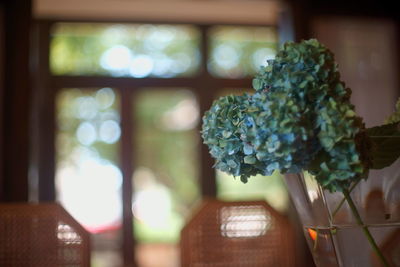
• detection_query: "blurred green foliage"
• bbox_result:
[209,26,277,78]
[51,23,201,77]
[133,89,200,242]
[50,23,278,78]
[217,170,289,213]
[56,88,120,166]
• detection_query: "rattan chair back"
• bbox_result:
[180,199,295,267]
[0,203,90,267]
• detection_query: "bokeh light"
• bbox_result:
[100,45,133,76]
[133,89,200,243]
[56,88,122,233]
[99,120,121,144]
[50,23,201,78]
[209,26,277,78]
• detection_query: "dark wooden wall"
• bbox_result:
[286,0,399,41]
[0,0,32,201]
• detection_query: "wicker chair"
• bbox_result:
[0,203,90,267]
[180,199,295,267]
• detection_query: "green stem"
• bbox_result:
[331,178,361,219]
[342,188,390,267]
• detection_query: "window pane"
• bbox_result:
[208,26,278,78]
[215,88,289,213]
[56,88,123,267]
[50,23,201,78]
[133,89,200,267]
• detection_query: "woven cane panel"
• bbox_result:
[0,203,90,267]
[181,200,294,267]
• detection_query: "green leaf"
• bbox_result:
[367,123,400,141]
[366,122,400,169]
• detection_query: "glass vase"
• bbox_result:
[284,159,400,267]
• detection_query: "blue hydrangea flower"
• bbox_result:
[202,39,369,192]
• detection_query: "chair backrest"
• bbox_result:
[180,199,295,267]
[0,203,90,267]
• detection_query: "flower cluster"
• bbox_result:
[202,39,369,192]
[202,94,260,182]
